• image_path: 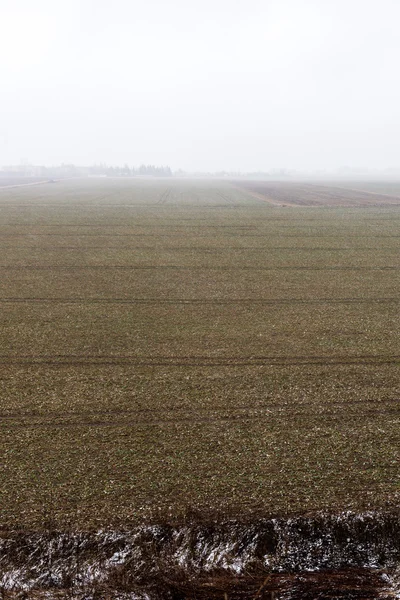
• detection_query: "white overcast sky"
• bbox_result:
[1,0,400,171]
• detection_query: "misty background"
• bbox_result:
[1,0,400,172]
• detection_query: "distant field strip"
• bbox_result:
[235,180,400,206]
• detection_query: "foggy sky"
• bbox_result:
[1,0,400,172]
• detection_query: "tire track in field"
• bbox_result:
[0,265,398,271]
[0,180,58,190]
[0,233,179,238]
[2,405,400,429]
[1,233,399,238]
[0,223,259,228]
[0,203,180,207]
[0,354,398,366]
[0,202,263,207]
[157,189,172,204]
[1,397,398,421]
[0,297,399,305]
[0,246,398,250]
[0,414,264,429]
[216,191,253,206]
[0,407,266,420]
[219,188,268,206]
[3,220,400,226]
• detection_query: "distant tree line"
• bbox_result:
[89,164,172,177]
[1,163,304,180]
[1,163,173,179]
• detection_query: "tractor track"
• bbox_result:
[1,397,399,421]
[0,265,399,270]
[1,232,400,238]
[0,245,399,250]
[2,406,400,429]
[0,354,398,367]
[0,296,399,305]
[157,188,172,204]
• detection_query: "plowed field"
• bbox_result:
[235,180,400,206]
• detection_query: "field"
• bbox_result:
[0,178,399,530]
[234,179,400,206]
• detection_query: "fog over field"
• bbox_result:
[2,3,400,598]
[1,0,400,172]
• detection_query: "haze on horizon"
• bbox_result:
[1,0,400,173]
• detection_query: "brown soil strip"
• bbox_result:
[312,182,400,202]
[0,568,392,599]
[173,568,392,600]
[233,181,400,207]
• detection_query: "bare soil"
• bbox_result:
[234,180,400,206]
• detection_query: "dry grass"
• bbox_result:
[0,178,399,529]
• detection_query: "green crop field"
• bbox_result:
[0,178,399,529]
